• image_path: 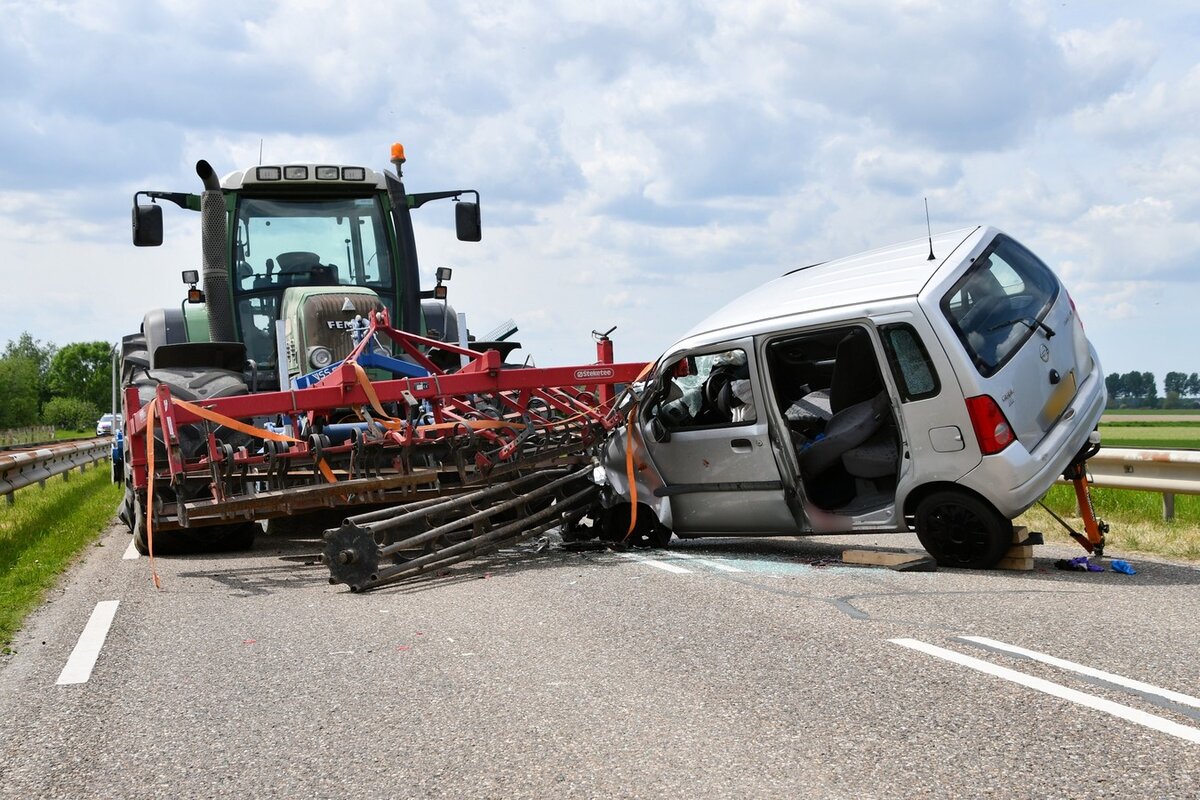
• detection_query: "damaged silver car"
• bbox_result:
[597,226,1105,568]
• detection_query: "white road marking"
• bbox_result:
[667,552,744,573]
[122,540,139,560]
[56,601,120,686]
[960,636,1200,711]
[890,638,1200,745]
[619,553,692,574]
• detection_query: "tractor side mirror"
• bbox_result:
[133,204,164,247]
[455,201,481,242]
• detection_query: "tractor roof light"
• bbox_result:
[284,166,308,180]
[315,166,339,180]
[341,167,366,181]
[255,166,282,181]
[391,143,406,166]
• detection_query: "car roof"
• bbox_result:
[676,226,988,344]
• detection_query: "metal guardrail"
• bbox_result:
[1059,446,1200,521]
[1,439,112,503]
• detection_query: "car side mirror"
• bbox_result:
[133,204,164,247]
[650,416,671,444]
[455,201,481,242]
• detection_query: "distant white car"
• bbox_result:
[599,225,1105,569]
[96,413,121,436]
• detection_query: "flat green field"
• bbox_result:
[1103,408,1200,415]
[1099,421,1200,450]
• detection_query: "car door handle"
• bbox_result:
[730,438,753,453]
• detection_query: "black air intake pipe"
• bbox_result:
[196,160,237,343]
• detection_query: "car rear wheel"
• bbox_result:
[914,490,1011,569]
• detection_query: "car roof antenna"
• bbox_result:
[924,197,936,261]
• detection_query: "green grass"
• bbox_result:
[53,429,92,440]
[1018,484,1200,562]
[0,466,122,652]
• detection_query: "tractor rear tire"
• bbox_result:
[123,357,257,556]
[132,515,258,556]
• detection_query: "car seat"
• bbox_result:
[798,391,896,508]
[276,251,337,286]
[790,329,884,426]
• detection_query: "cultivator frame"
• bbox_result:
[323,465,600,591]
[122,311,645,538]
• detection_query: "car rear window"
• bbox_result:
[940,235,1059,377]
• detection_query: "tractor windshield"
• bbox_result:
[233,197,394,292]
[231,196,396,367]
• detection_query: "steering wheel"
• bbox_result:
[702,367,735,419]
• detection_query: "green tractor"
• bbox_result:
[117,143,486,553]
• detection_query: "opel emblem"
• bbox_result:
[1039,343,1050,362]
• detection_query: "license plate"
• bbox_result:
[1039,369,1077,428]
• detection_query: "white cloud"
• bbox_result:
[0,0,1197,386]
[1072,65,1200,145]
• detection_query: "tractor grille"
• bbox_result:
[301,293,385,365]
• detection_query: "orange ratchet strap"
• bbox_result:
[623,403,639,541]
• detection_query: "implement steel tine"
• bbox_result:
[377,517,566,586]
[367,468,571,538]
[344,493,452,525]
[364,485,597,590]
[378,466,591,555]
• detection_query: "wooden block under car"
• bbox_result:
[1000,526,1038,569]
[841,549,928,567]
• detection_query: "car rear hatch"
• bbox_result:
[940,234,1092,452]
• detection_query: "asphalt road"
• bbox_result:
[2,522,1199,799]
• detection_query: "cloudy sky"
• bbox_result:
[1,0,1197,384]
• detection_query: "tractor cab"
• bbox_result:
[131,144,481,390]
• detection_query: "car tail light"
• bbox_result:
[965,394,1015,455]
[1068,292,1084,331]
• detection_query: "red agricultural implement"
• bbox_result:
[121,310,644,583]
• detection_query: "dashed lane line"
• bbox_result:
[666,551,745,573]
[56,601,120,686]
[619,552,693,574]
[959,635,1200,712]
[890,638,1200,745]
